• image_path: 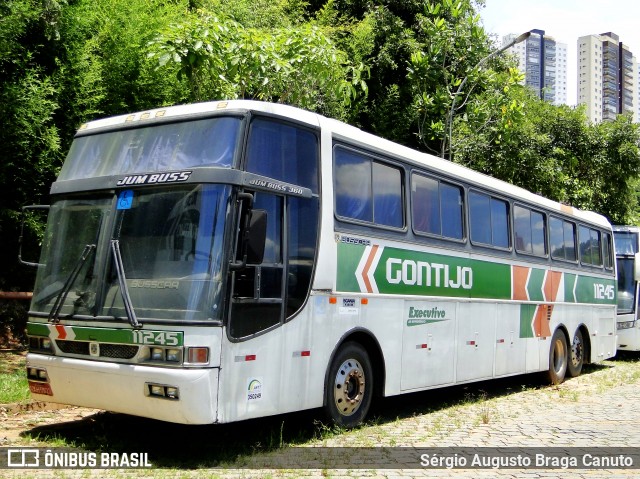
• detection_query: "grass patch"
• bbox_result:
[0,350,29,403]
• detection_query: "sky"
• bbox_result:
[479,0,640,105]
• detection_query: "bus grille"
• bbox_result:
[100,343,138,359]
[56,340,89,355]
[56,340,139,359]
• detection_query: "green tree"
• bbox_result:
[0,0,64,291]
[454,85,640,224]
[147,10,368,120]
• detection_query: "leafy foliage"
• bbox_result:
[1,0,640,306]
[454,86,640,223]
[147,11,368,119]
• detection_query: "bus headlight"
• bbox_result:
[146,383,179,400]
[28,336,53,354]
[166,387,179,399]
[151,348,165,361]
[166,349,180,362]
[150,384,164,396]
[27,367,48,382]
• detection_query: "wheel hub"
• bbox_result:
[571,335,583,367]
[333,359,365,416]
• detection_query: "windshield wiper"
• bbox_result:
[110,239,142,329]
[49,244,96,323]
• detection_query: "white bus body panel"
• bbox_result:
[26,354,219,424]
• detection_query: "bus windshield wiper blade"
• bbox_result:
[110,239,142,329]
[49,244,96,323]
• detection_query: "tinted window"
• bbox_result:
[334,149,372,222]
[60,117,241,180]
[334,147,403,228]
[603,232,613,269]
[514,205,547,256]
[287,196,319,317]
[246,118,319,193]
[441,183,464,239]
[412,175,440,235]
[614,231,638,255]
[373,162,403,228]
[491,198,509,248]
[412,173,463,240]
[470,192,491,245]
[579,225,602,266]
[531,212,546,256]
[550,217,576,261]
[470,191,509,248]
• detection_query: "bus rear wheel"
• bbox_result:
[567,329,584,378]
[545,329,568,385]
[324,342,373,428]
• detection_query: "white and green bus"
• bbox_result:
[613,225,640,351]
[25,100,616,427]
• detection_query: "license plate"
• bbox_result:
[28,381,53,396]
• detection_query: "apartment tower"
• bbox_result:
[578,32,638,123]
[503,29,568,105]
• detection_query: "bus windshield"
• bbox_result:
[614,231,638,256]
[59,117,240,181]
[617,257,636,314]
[32,184,231,322]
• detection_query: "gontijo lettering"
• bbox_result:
[387,258,473,289]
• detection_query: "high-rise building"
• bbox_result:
[502,29,568,105]
[578,32,638,123]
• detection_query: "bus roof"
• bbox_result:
[77,100,611,230]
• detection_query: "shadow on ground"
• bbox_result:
[21,361,612,469]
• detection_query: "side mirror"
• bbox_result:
[246,209,267,264]
[634,253,640,282]
[229,193,267,271]
[19,205,50,267]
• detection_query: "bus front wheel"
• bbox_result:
[324,342,373,428]
[545,329,568,385]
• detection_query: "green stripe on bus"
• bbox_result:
[564,273,577,302]
[26,322,184,347]
[336,242,616,305]
[336,242,366,292]
[519,304,536,338]
[527,269,545,302]
[26,322,50,336]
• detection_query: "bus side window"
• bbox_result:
[603,232,613,269]
[411,173,464,240]
[514,205,547,256]
[469,190,509,248]
[550,216,576,262]
[334,146,404,228]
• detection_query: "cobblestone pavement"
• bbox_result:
[3,355,640,478]
[220,356,640,479]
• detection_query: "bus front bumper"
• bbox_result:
[617,321,640,351]
[26,353,219,424]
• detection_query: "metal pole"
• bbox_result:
[442,31,532,160]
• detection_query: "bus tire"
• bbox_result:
[324,342,373,428]
[567,329,584,378]
[545,329,568,385]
